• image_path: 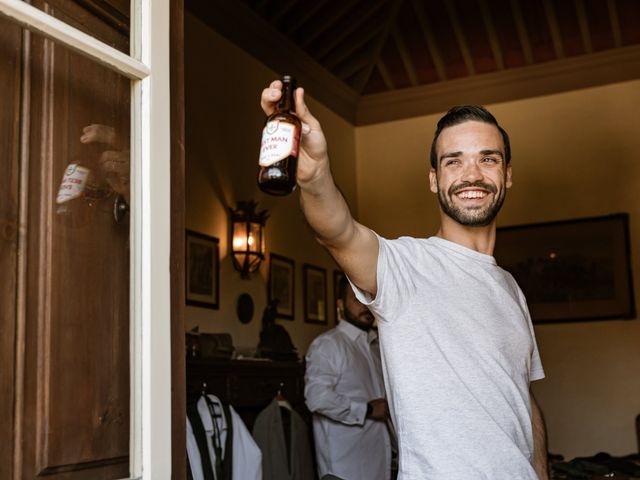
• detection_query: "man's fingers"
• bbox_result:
[294,88,320,131]
[260,80,282,115]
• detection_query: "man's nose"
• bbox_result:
[461,161,483,183]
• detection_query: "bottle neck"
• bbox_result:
[277,79,296,113]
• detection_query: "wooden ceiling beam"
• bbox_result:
[391,26,419,86]
[271,0,300,24]
[338,55,372,81]
[607,0,622,48]
[255,0,270,13]
[315,0,387,60]
[325,23,384,71]
[411,0,446,81]
[510,0,533,64]
[477,0,504,70]
[287,0,330,36]
[376,60,395,91]
[353,0,405,93]
[542,0,565,59]
[300,0,360,49]
[574,0,593,53]
[444,0,475,75]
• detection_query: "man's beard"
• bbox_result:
[438,180,506,227]
[344,308,374,331]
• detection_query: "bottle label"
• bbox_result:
[259,120,300,167]
[56,163,90,204]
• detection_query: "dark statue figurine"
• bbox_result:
[257,299,299,361]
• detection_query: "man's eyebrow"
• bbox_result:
[480,149,504,160]
[439,151,462,164]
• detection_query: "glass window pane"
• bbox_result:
[1,15,131,478]
[29,0,130,54]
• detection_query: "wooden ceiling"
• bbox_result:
[187,0,640,124]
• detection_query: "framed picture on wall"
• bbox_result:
[185,230,220,309]
[333,269,346,324]
[494,213,636,324]
[303,264,328,324]
[268,254,295,320]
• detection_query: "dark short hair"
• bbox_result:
[429,105,511,169]
[337,274,349,304]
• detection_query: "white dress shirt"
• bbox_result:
[305,320,392,480]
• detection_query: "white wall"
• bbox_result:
[354,80,640,458]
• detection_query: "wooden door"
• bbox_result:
[1,1,133,478]
[0,16,23,480]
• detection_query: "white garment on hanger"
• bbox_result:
[253,398,315,480]
[186,394,262,480]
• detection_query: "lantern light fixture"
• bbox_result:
[230,200,269,279]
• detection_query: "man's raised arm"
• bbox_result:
[261,80,379,295]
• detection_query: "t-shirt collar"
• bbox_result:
[428,236,497,265]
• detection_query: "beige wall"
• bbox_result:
[184,12,358,354]
[355,80,640,458]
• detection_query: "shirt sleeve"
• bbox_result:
[518,287,545,382]
[304,339,368,426]
[349,234,418,324]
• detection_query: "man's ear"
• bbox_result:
[429,168,438,193]
[506,164,513,189]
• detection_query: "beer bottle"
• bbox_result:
[257,75,301,196]
[56,159,111,227]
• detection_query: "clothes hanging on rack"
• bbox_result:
[186,394,262,480]
[252,398,315,480]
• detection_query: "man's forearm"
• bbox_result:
[531,392,549,480]
[299,171,378,294]
[299,166,355,248]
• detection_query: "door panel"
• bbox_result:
[0,17,22,480]
[24,36,130,480]
[2,1,133,479]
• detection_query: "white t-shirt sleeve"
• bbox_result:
[518,287,545,382]
[349,234,416,323]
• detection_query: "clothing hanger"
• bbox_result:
[276,382,292,410]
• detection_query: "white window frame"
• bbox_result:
[0,1,172,478]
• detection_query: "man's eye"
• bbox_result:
[445,159,459,166]
[482,157,498,163]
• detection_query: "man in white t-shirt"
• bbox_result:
[260,81,549,480]
[305,275,393,480]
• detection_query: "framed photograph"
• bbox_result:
[494,213,636,324]
[303,264,328,324]
[268,254,295,320]
[185,230,220,309]
[333,270,346,324]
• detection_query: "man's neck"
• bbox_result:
[436,215,497,256]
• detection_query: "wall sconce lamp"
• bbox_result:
[230,200,269,279]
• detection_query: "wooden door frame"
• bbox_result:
[170,0,186,477]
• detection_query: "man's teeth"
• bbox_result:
[457,190,487,199]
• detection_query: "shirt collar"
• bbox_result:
[338,319,377,343]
